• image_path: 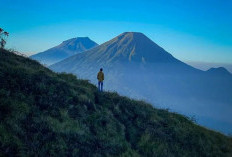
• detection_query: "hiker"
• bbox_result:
[97,68,104,92]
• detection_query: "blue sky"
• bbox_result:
[1,0,232,66]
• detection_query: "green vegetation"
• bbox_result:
[0,48,232,156]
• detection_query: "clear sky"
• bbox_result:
[1,0,232,65]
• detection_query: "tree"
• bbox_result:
[0,28,9,48]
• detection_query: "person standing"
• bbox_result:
[97,68,104,92]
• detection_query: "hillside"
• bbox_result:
[1,48,232,156]
[30,37,98,65]
[50,32,232,134]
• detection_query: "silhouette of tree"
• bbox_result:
[0,28,9,48]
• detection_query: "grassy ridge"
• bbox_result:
[0,48,232,156]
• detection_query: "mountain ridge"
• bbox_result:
[207,67,231,76]
[51,32,199,73]
[30,37,98,65]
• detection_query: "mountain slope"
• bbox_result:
[30,37,98,65]
[1,49,232,156]
[50,32,232,134]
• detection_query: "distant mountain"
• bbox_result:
[50,32,232,134]
[30,37,98,65]
[1,48,232,156]
[207,67,231,76]
[185,61,232,73]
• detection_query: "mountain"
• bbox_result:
[30,37,98,65]
[207,67,232,76]
[50,32,232,134]
[1,48,232,156]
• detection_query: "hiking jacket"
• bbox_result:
[97,71,104,82]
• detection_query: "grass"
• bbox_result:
[0,48,232,156]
